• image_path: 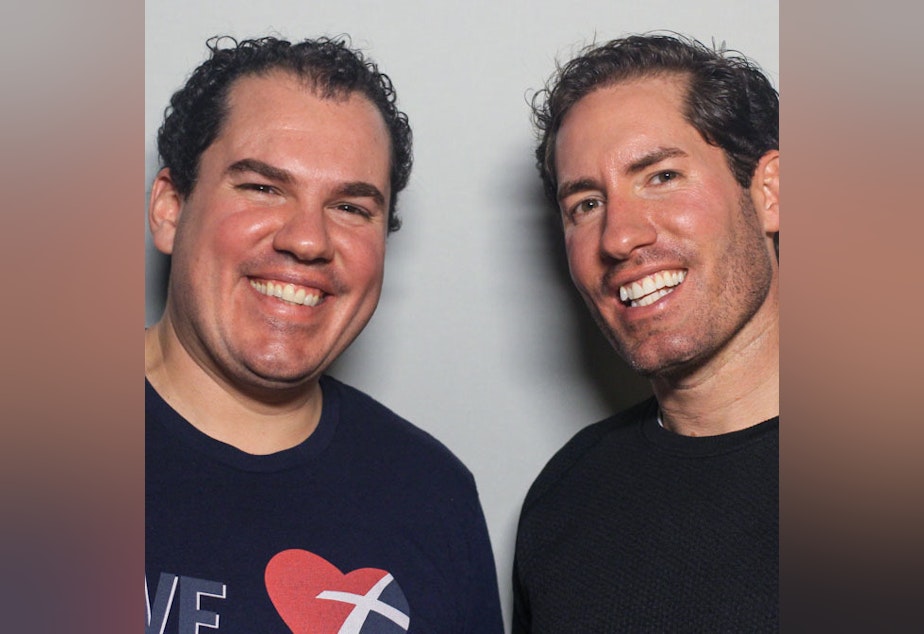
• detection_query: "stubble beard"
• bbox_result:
[596,193,775,381]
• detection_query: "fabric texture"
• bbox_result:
[146,375,503,634]
[513,397,778,633]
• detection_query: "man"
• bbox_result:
[145,36,503,633]
[513,34,779,631]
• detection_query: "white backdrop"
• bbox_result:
[145,1,778,627]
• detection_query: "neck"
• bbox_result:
[651,300,779,437]
[145,319,323,455]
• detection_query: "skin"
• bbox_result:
[145,71,392,454]
[555,74,779,436]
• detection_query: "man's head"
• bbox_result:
[148,36,411,396]
[533,33,778,209]
[534,34,779,378]
[157,35,412,232]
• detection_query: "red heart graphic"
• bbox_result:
[265,549,408,633]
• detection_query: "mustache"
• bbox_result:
[599,248,687,290]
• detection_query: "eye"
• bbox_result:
[237,183,280,195]
[566,197,604,221]
[649,170,680,185]
[334,203,372,219]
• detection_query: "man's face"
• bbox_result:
[554,75,778,377]
[150,71,392,393]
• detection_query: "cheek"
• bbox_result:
[342,233,387,288]
[665,190,713,231]
[359,259,385,294]
[690,177,744,222]
[667,192,740,253]
[211,207,277,249]
[564,231,598,290]
[367,248,387,286]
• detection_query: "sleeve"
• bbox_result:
[511,553,531,633]
[460,485,505,634]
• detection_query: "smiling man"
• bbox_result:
[513,34,779,631]
[145,36,503,633]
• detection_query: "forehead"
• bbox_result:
[219,71,390,156]
[556,75,692,153]
[202,71,392,186]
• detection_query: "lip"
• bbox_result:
[603,266,688,311]
[244,270,341,314]
[605,266,686,293]
[246,272,337,298]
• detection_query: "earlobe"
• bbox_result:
[149,168,183,255]
[752,150,780,234]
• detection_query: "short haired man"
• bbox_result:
[513,34,779,631]
[145,36,503,633]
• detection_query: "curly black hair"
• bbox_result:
[156,35,413,233]
[532,33,778,205]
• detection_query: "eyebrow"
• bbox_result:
[625,147,688,174]
[557,147,689,202]
[335,181,386,208]
[227,159,386,207]
[557,178,600,203]
[227,158,295,185]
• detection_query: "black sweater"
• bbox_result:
[513,397,778,633]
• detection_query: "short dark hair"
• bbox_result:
[532,33,778,204]
[157,35,413,233]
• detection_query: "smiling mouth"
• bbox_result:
[619,270,686,307]
[250,279,325,307]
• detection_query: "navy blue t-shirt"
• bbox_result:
[146,375,503,633]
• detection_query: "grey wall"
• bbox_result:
[146,1,778,627]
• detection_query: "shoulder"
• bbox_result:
[520,397,657,513]
[321,375,477,489]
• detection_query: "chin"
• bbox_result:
[239,356,325,389]
[617,339,702,379]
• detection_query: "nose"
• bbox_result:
[599,194,657,261]
[272,205,334,262]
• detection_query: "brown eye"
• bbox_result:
[650,171,679,185]
[573,198,602,215]
[238,183,279,195]
[335,203,372,219]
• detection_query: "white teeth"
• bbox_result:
[250,279,322,306]
[631,288,670,307]
[618,269,686,306]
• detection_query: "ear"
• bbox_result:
[750,150,779,235]
[148,168,183,255]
